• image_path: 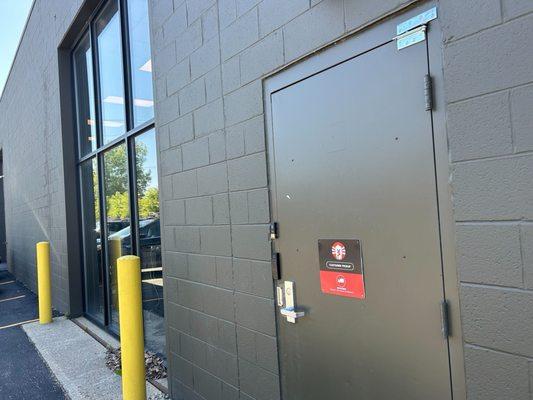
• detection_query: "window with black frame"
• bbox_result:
[73,0,164,357]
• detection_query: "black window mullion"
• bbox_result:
[128,136,140,257]
[72,51,82,160]
[119,0,134,132]
[119,0,137,253]
[90,18,112,326]
[77,164,89,315]
[90,21,103,149]
[96,152,110,326]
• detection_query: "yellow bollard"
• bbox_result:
[117,255,146,400]
[36,241,52,324]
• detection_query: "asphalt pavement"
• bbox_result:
[0,264,66,399]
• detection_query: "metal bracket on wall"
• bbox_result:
[394,7,437,50]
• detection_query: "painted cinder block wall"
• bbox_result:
[441,1,533,398]
[0,0,531,399]
[148,1,434,398]
[149,0,533,399]
[0,0,83,314]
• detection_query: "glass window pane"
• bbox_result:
[103,143,130,331]
[80,157,104,322]
[128,0,154,126]
[134,129,164,356]
[74,33,97,156]
[96,0,126,144]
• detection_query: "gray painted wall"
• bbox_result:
[0,0,532,399]
[441,1,533,399]
[0,0,83,314]
[148,1,434,399]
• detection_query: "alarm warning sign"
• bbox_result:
[318,239,365,299]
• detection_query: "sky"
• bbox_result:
[0,0,34,96]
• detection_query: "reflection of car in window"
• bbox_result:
[95,220,129,235]
[109,219,163,321]
[108,219,162,278]
[95,219,161,274]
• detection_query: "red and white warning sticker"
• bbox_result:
[318,239,365,299]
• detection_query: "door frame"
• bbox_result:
[262,2,466,399]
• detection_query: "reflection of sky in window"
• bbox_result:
[97,2,126,144]
[129,0,154,127]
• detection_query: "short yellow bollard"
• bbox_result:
[36,241,52,324]
[117,255,146,400]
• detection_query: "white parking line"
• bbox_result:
[0,280,15,285]
[0,295,26,303]
[0,318,39,330]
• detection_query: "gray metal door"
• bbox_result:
[269,39,452,400]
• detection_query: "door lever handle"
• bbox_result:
[280,307,305,323]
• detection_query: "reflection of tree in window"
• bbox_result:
[103,144,152,219]
[139,187,159,218]
[93,167,100,221]
[135,138,159,220]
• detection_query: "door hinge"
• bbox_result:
[440,299,450,338]
[424,74,433,111]
[271,252,281,280]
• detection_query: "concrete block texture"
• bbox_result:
[224,81,263,126]
[511,84,533,152]
[522,224,533,289]
[239,30,284,84]
[501,0,533,20]
[344,0,412,32]
[220,7,259,61]
[460,284,533,358]
[456,224,522,287]
[447,92,512,162]
[444,13,533,103]
[283,0,344,61]
[452,155,533,221]
[443,5,533,395]
[145,0,533,400]
[464,345,530,400]
[0,0,86,313]
[257,0,308,37]
[440,0,501,41]
[440,0,533,382]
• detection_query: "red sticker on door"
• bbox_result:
[318,239,365,299]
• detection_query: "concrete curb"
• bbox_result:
[22,317,164,400]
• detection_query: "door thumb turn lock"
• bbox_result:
[278,281,305,323]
